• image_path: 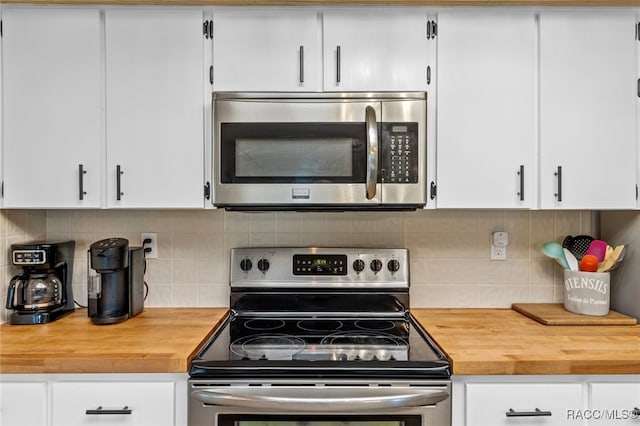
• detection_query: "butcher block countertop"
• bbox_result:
[2,307,640,375]
[0,308,227,374]
[412,308,640,375]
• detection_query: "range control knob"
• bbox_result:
[387,259,400,273]
[240,258,252,272]
[257,258,270,272]
[353,259,365,273]
[370,259,383,273]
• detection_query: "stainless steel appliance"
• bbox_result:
[189,248,451,426]
[5,240,75,325]
[87,238,145,325]
[213,92,427,210]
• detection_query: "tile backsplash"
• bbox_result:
[1,208,595,322]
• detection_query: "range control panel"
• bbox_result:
[380,122,419,184]
[231,247,409,288]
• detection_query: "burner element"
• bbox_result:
[297,319,343,332]
[230,334,306,360]
[354,320,395,331]
[243,319,285,331]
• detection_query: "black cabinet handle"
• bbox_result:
[430,181,437,200]
[78,164,87,201]
[506,408,552,417]
[427,66,431,85]
[86,406,132,415]
[554,166,562,202]
[299,45,304,83]
[517,165,524,201]
[116,165,123,201]
[336,45,341,84]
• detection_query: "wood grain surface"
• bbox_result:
[512,303,638,326]
[0,308,227,374]
[412,308,640,375]
[1,0,639,5]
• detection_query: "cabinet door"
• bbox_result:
[2,8,102,208]
[589,382,640,425]
[323,9,429,91]
[540,12,637,209]
[0,382,47,426]
[52,381,174,426]
[105,10,204,208]
[436,12,536,208]
[212,9,320,92]
[466,383,584,426]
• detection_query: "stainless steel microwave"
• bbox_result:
[213,92,427,210]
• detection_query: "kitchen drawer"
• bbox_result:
[589,382,640,425]
[466,383,584,426]
[0,382,47,426]
[52,381,174,426]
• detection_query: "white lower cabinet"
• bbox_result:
[589,382,640,425]
[52,381,174,426]
[465,383,584,426]
[453,375,640,426]
[0,374,187,426]
[0,382,47,426]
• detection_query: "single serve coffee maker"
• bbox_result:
[88,238,145,325]
[5,240,76,325]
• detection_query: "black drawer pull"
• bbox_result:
[506,408,552,417]
[86,405,132,415]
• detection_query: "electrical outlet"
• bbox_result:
[141,232,158,259]
[490,231,508,261]
[491,245,507,260]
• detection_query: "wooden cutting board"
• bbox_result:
[512,303,638,325]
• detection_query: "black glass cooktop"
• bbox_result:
[190,314,450,379]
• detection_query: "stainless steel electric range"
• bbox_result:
[189,248,451,426]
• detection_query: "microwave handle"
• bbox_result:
[365,105,378,200]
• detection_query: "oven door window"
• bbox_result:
[220,123,367,184]
[220,415,422,426]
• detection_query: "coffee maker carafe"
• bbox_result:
[5,240,76,325]
[88,238,145,325]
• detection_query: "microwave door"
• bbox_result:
[215,99,383,208]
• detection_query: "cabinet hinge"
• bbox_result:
[204,181,211,200]
[427,20,437,40]
[203,20,213,39]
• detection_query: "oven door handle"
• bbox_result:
[365,105,379,200]
[191,387,449,411]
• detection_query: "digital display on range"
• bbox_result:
[293,254,347,276]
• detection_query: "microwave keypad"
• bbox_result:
[380,123,418,183]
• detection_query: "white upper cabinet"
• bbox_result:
[212,9,320,92]
[436,11,536,208]
[539,12,637,209]
[2,8,102,208]
[105,9,205,208]
[322,9,429,91]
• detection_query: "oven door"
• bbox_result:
[189,381,451,426]
[213,93,427,209]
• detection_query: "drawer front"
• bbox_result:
[466,383,584,426]
[52,381,174,426]
[589,382,640,425]
[0,382,47,426]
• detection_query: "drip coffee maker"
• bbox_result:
[5,240,76,325]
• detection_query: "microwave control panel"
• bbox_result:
[380,123,418,184]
